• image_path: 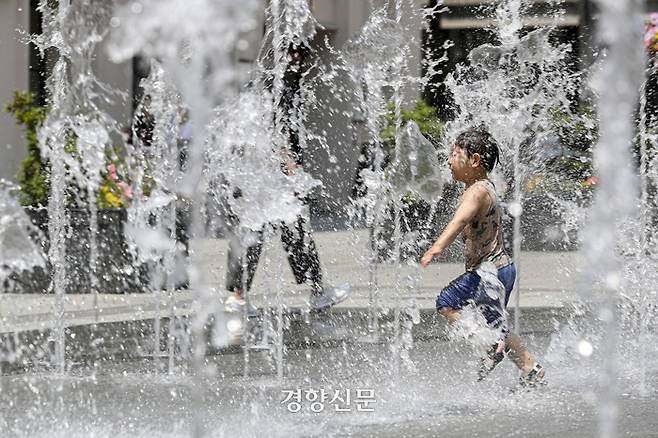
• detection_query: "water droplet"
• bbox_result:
[582,390,596,405]
[226,318,242,332]
[507,202,522,217]
[605,272,620,290]
[578,339,593,357]
[237,39,249,51]
[131,2,143,14]
[599,308,614,322]
[110,17,121,28]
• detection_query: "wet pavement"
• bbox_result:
[1,230,582,334]
[2,230,655,438]
[2,331,657,438]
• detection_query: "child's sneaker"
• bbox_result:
[519,363,546,388]
[478,342,507,381]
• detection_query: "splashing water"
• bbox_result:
[3,1,658,437]
[0,183,45,286]
[584,1,644,437]
[109,1,260,435]
[31,0,123,372]
[443,2,582,332]
[387,120,448,200]
[206,90,320,232]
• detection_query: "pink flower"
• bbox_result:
[646,26,657,48]
[651,13,658,25]
[117,181,133,199]
[646,30,654,48]
[107,163,119,181]
[585,176,599,187]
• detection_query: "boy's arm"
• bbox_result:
[420,186,487,267]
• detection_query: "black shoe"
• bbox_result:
[478,342,507,381]
[519,363,546,389]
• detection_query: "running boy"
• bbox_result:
[420,126,545,386]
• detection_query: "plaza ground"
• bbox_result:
[0,229,583,334]
[2,229,656,437]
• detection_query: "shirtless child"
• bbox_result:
[420,126,545,386]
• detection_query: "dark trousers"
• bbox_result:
[226,215,323,294]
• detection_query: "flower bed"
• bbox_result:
[6,208,148,294]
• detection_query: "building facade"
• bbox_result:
[0,0,394,216]
[0,0,30,183]
[1,0,656,216]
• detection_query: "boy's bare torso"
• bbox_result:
[460,180,510,271]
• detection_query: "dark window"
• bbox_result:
[28,0,46,105]
[132,55,151,112]
[423,1,582,119]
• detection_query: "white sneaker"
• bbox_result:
[309,284,351,311]
[226,314,245,342]
[226,315,265,345]
[224,296,260,344]
[224,295,258,317]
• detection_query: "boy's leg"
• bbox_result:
[473,295,509,380]
[496,263,545,380]
[508,332,546,387]
[438,307,461,323]
[436,272,481,323]
[505,332,543,375]
[437,269,507,329]
[451,270,508,380]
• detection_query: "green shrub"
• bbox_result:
[381,99,445,152]
[4,91,49,206]
[6,91,135,209]
[379,99,448,203]
[519,102,598,204]
[548,102,597,181]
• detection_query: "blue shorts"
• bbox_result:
[435,263,516,328]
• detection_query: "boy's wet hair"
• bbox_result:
[455,126,500,172]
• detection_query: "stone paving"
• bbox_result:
[6,231,653,438]
[0,229,585,334]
